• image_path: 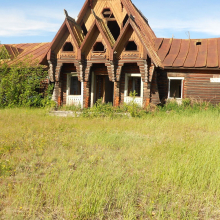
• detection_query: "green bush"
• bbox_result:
[0,59,53,108]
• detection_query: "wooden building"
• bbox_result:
[2,0,220,107]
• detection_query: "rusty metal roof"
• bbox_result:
[1,43,50,66]
[156,38,220,68]
[0,44,20,59]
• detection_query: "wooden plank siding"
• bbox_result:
[184,73,220,104]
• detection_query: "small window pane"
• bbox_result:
[170,80,182,98]
[63,42,74,51]
[128,77,141,96]
[70,76,81,95]
[125,41,137,51]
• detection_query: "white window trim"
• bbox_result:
[168,77,184,99]
[66,72,84,108]
[124,73,143,97]
[124,73,143,107]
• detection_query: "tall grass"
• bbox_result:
[1,108,220,219]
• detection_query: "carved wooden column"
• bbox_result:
[137,60,150,107]
[52,63,63,106]
[52,81,60,105]
[114,81,120,107]
[83,81,90,108]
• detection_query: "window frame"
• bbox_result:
[67,73,81,96]
[168,77,184,99]
[124,73,143,98]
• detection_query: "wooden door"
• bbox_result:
[96,75,105,103]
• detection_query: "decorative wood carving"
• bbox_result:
[115,62,124,81]
[137,60,148,83]
[105,61,115,82]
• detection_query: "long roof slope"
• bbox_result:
[0,43,50,66]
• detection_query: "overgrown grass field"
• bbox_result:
[1,108,220,219]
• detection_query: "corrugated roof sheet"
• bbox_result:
[157,38,220,68]
[1,43,50,66]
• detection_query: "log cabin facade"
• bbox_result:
[2,0,220,107]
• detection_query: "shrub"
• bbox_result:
[0,58,52,108]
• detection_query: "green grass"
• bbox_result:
[1,108,220,219]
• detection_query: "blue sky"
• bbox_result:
[0,0,220,44]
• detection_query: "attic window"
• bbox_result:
[63,42,74,51]
[107,21,120,41]
[125,41,137,51]
[93,42,105,52]
[81,22,88,36]
[196,42,202,46]
[123,14,129,27]
[102,8,114,18]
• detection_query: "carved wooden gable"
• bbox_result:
[80,0,127,32]
[114,21,144,60]
[54,31,77,60]
[80,21,113,60]
[49,20,82,60]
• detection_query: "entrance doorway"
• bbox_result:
[91,74,114,105]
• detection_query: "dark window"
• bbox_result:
[81,22,88,36]
[93,42,105,52]
[107,20,120,41]
[102,8,112,18]
[196,42,202,46]
[70,76,81,95]
[128,77,141,97]
[125,41,137,51]
[169,80,182,98]
[123,14,129,27]
[63,42,74,51]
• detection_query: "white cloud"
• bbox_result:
[0,8,69,37]
[150,17,220,38]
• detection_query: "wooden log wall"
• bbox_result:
[158,69,220,105]
[184,73,220,104]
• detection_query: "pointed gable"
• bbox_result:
[113,18,144,59]
[42,15,85,62]
[77,0,128,32]
[80,19,114,60]
[120,0,162,67]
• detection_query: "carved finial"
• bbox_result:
[64,9,68,18]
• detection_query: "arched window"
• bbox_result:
[93,42,105,52]
[63,42,74,51]
[125,41,137,51]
